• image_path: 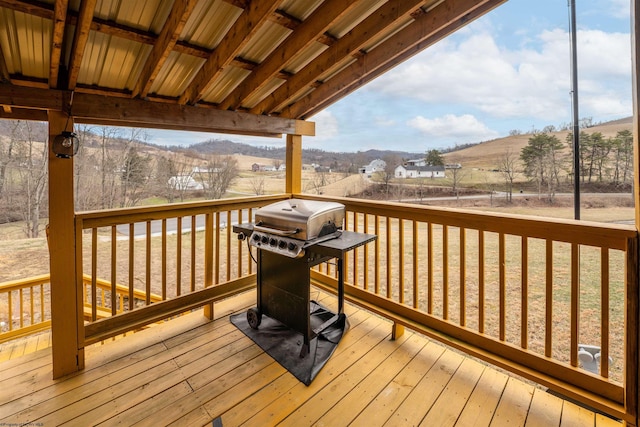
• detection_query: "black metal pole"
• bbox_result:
[569,0,580,220]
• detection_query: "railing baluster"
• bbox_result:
[215,212,220,285]
[226,210,232,282]
[353,212,359,287]
[499,232,505,341]
[570,243,580,367]
[399,218,404,304]
[19,288,23,328]
[375,214,380,295]
[545,238,553,358]
[443,225,448,320]
[111,225,117,315]
[601,247,609,378]
[460,227,466,327]
[427,222,433,315]
[176,217,182,296]
[191,215,196,292]
[162,219,167,300]
[129,223,135,310]
[7,291,12,331]
[92,228,98,321]
[521,236,528,349]
[147,220,152,304]
[364,213,370,291]
[386,216,392,299]
[413,220,418,309]
[237,209,243,279]
[479,230,485,334]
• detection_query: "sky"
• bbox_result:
[146,0,633,154]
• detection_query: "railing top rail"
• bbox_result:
[294,194,637,250]
[75,194,290,229]
[0,274,50,292]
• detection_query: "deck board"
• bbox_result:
[0,290,624,427]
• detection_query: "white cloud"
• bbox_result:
[368,26,631,123]
[312,109,339,141]
[407,114,499,142]
[607,0,630,19]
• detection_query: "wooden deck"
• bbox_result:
[0,290,624,426]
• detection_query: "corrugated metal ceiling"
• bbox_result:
[0,0,505,125]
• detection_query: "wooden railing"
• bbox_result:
[0,273,164,344]
[0,275,51,343]
[72,193,639,423]
[75,195,288,345]
[296,194,638,423]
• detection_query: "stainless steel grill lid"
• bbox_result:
[254,199,345,241]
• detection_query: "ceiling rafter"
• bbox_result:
[282,0,507,119]
[67,0,96,90]
[250,0,428,115]
[218,0,360,111]
[178,0,281,106]
[49,0,68,89]
[132,0,198,98]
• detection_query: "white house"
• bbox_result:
[359,159,386,175]
[394,165,446,179]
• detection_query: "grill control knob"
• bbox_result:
[269,238,277,246]
[278,240,286,249]
[288,242,297,251]
[261,236,268,244]
[252,234,260,242]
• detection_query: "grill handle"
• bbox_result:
[254,224,300,236]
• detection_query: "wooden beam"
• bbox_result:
[0,42,9,83]
[48,110,84,378]
[133,0,197,98]
[0,84,314,135]
[250,0,427,115]
[50,0,69,89]
[0,106,48,121]
[178,0,280,105]
[282,0,507,119]
[218,0,359,111]
[67,0,96,90]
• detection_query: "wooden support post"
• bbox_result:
[48,110,84,378]
[285,134,302,195]
[392,322,404,340]
[632,1,640,424]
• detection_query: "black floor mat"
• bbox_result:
[230,301,348,385]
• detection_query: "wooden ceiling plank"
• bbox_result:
[0,0,54,19]
[178,0,281,106]
[283,0,507,119]
[218,0,360,111]
[250,0,427,115]
[269,9,336,47]
[0,84,314,136]
[0,44,10,83]
[67,0,96,90]
[133,0,198,98]
[49,0,69,89]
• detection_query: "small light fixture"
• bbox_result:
[52,131,79,158]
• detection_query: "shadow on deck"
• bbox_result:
[0,289,623,426]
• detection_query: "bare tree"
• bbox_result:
[195,155,239,199]
[13,121,48,237]
[0,122,18,199]
[249,175,266,195]
[498,149,518,202]
[447,166,468,201]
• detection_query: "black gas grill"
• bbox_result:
[233,199,376,358]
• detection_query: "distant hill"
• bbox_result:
[443,117,633,170]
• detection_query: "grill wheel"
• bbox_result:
[247,307,262,329]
